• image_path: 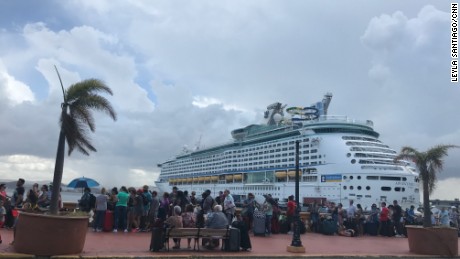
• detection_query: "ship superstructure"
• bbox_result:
[156,93,419,209]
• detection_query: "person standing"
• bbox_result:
[190,191,197,206]
[11,178,25,209]
[286,195,296,234]
[392,200,403,237]
[242,193,256,230]
[140,185,152,231]
[148,191,159,228]
[346,200,356,230]
[223,189,236,224]
[379,202,390,236]
[113,186,129,233]
[93,188,107,232]
[263,195,273,236]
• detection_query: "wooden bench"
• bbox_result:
[164,227,230,251]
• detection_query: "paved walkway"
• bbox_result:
[0,228,459,258]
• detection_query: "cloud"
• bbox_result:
[0,60,35,105]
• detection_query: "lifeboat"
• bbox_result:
[287,170,299,177]
[198,177,205,181]
[187,178,192,183]
[233,174,243,181]
[193,178,199,183]
[204,176,211,182]
[225,175,233,181]
[275,171,287,179]
[210,176,218,182]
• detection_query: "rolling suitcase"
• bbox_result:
[103,210,114,232]
[224,227,241,252]
[150,227,164,251]
[253,210,266,236]
[321,219,337,235]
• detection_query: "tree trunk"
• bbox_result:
[422,179,431,227]
[49,108,66,215]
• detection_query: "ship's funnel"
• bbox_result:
[322,92,333,115]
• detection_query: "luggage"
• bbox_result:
[271,216,280,234]
[224,227,241,252]
[279,219,290,234]
[253,210,266,236]
[321,219,337,235]
[365,222,378,236]
[231,220,252,250]
[103,211,114,232]
[150,227,164,251]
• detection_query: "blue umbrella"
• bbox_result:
[67,177,100,189]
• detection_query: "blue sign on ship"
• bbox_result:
[321,174,342,182]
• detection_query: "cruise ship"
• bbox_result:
[156,93,420,209]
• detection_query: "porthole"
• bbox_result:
[357,176,361,180]
[402,177,407,181]
[381,186,391,191]
[343,176,347,180]
[357,186,362,190]
[350,176,354,180]
[366,186,370,190]
[351,159,356,164]
[343,186,347,190]
[350,186,354,190]
[347,153,351,157]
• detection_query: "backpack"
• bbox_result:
[89,194,96,209]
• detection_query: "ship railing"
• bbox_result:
[305,115,373,127]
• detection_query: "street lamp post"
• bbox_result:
[287,140,305,253]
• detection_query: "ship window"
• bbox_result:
[311,149,318,153]
[357,186,362,190]
[357,176,361,180]
[350,176,354,180]
[343,176,347,180]
[381,187,391,191]
[395,187,402,192]
[380,176,401,181]
[347,153,351,157]
[366,186,370,190]
[343,186,347,190]
[402,177,407,181]
[350,186,354,190]
[303,138,309,142]
[366,176,378,180]
[351,159,356,164]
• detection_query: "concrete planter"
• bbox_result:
[14,211,89,256]
[406,225,458,257]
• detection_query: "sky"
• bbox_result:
[0,1,459,200]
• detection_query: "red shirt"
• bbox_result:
[287,200,296,216]
[379,207,389,221]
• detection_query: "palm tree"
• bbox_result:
[394,145,457,227]
[49,67,117,214]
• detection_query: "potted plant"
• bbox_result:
[14,66,117,256]
[395,145,458,257]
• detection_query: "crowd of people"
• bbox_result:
[2,177,460,246]
[308,199,460,237]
